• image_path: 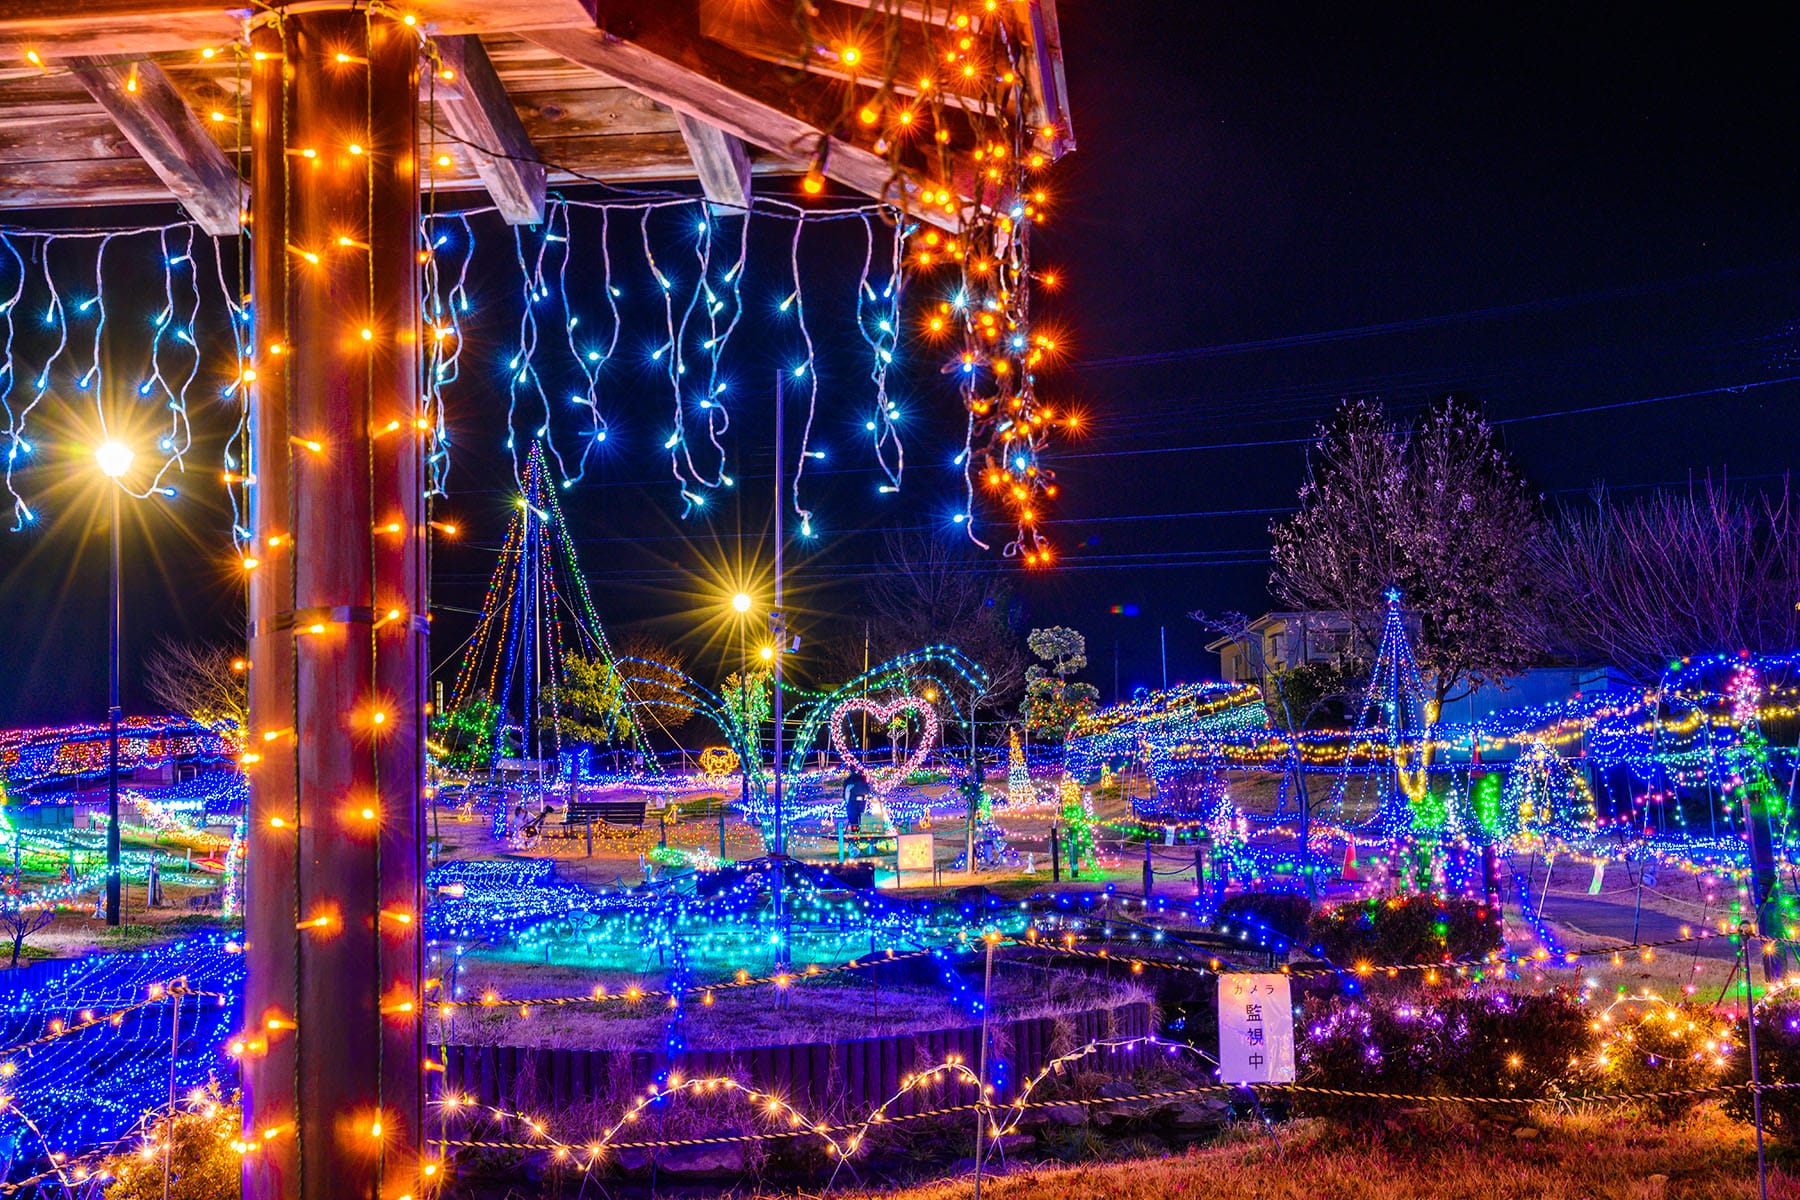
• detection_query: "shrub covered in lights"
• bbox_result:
[1297,991,1591,1119]
[1724,997,1800,1142]
[1307,895,1502,970]
[1593,999,1735,1120]
[98,1080,238,1200]
[1217,892,1313,944]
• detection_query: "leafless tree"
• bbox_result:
[1269,397,1543,708]
[1533,474,1800,680]
[827,529,1030,713]
[0,906,54,968]
[143,637,247,732]
[610,634,693,733]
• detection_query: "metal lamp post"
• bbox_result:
[95,439,133,927]
[730,590,753,860]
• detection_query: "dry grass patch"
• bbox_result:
[837,1107,1792,1200]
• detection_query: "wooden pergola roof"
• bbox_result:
[0,0,1073,232]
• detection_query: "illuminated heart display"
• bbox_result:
[830,696,940,796]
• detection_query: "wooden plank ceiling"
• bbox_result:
[0,0,1073,230]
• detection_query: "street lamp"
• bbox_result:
[95,440,133,927]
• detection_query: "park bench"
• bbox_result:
[556,797,649,832]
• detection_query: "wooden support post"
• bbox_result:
[244,12,426,1200]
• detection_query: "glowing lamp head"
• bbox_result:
[759,645,774,662]
[95,440,134,479]
[731,592,752,614]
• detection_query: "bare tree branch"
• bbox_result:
[143,637,247,733]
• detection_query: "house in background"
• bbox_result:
[1208,609,1630,725]
[1205,611,1360,684]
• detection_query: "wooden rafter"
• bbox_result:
[0,0,596,58]
[435,35,545,224]
[524,3,967,229]
[696,0,1074,158]
[65,55,243,234]
[0,2,1067,222]
[674,112,750,211]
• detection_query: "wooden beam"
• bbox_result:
[435,35,545,224]
[64,55,242,234]
[696,0,991,113]
[0,132,780,213]
[0,0,595,58]
[1021,0,1075,156]
[695,0,1073,157]
[523,12,961,228]
[675,112,749,210]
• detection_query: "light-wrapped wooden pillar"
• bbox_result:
[244,10,426,1200]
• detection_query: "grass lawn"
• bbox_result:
[838,1107,1795,1200]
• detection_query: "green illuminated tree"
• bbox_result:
[720,666,772,778]
[555,651,636,746]
[430,698,498,773]
[1022,626,1099,741]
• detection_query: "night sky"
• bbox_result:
[1,4,1798,725]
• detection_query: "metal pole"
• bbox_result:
[972,935,997,1200]
[106,485,122,926]
[1742,926,1769,1200]
[163,988,180,1200]
[737,624,748,855]
[1160,626,1167,691]
[772,369,788,976]
[773,369,785,858]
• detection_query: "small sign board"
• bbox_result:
[895,832,934,883]
[1218,973,1295,1084]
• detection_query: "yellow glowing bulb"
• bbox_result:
[368,1122,382,1138]
[371,710,387,725]
[436,154,452,168]
[841,47,860,65]
[241,557,260,570]
[359,327,374,341]
[348,143,364,155]
[361,807,376,821]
